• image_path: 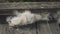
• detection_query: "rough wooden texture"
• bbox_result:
[13,23,37,34]
[0,24,37,34]
[37,21,52,34]
[0,2,60,9]
[0,22,60,34]
[49,23,60,34]
[36,20,60,34]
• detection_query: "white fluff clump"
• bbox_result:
[6,10,42,27]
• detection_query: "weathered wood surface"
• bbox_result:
[37,21,52,34]
[49,22,60,34]
[0,21,60,34]
[0,9,59,15]
[36,20,60,34]
[0,2,60,9]
[0,24,37,34]
[13,23,37,34]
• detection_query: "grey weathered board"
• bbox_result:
[0,2,60,9]
[0,21,60,34]
[0,24,37,34]
[37,21,60,34]
[49,22,60,34]
[37,21,52,34]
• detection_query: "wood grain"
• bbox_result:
[0,2,60,9]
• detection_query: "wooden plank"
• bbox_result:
[37,21,52,34]
[0,2,60,9]
[0,24,3,34]
[0,24,37,34]
[0,9,58,15]
[0,24,8,34]
[49,22,60,34]
[13,23,37,34]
